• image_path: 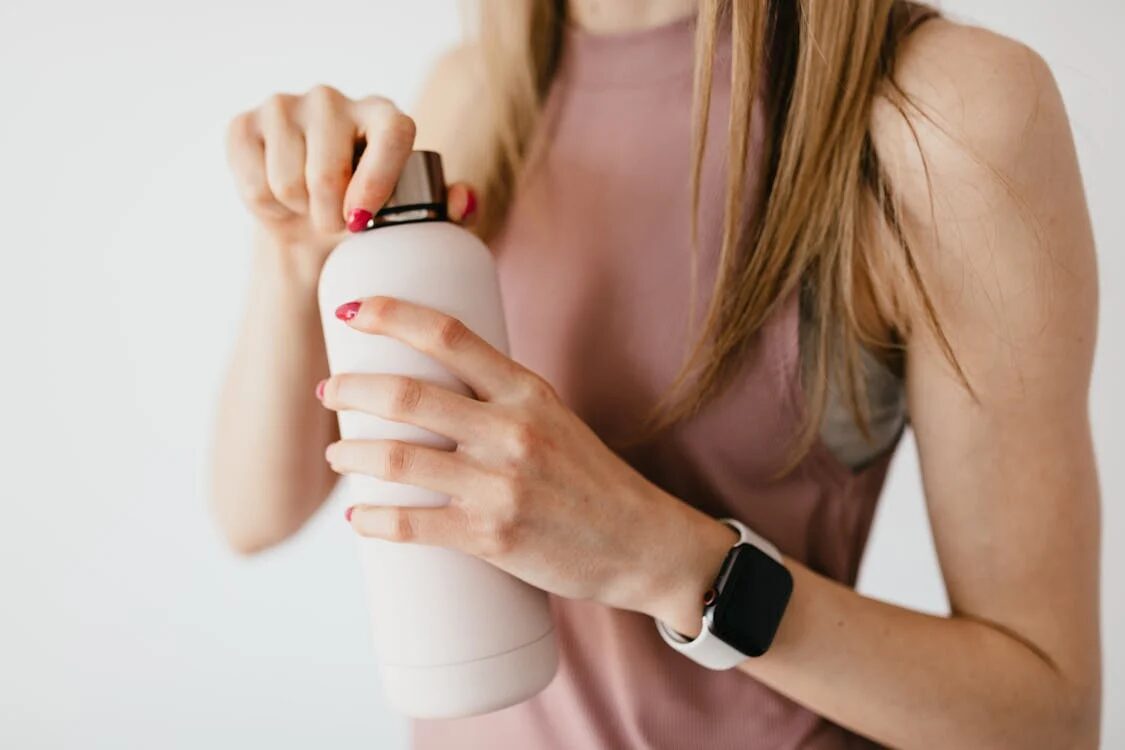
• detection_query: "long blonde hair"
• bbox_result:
[467,0,965,467]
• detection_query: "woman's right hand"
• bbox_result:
[225,84,474,286]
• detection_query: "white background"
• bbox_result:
[0,1,1120,747]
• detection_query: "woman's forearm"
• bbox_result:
[210,230,338,553]
[654,544,1098,749]
[307,293,1099,748]
[747,563,1096,748]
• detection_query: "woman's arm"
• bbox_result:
[668,21,1101,748]
[211,50,480,554]
[312,20,1099,749]
[211,229,341,554]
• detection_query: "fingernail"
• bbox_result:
[463,189,477,220]
[315,379,326,400]
[347,208,373,232]
[345,505,355,522]
[335,301,361,321]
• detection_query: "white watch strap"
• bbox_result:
[655,518,781,670]
[725,517,782,563]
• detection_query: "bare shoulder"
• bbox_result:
[870,17,1095,351]
[410,44,488,181]
[877,17,1062,155]
[872,17,1070,197]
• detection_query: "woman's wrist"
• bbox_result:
[242,231,331,355]
[635,500,739,638]
[251,225,334,293]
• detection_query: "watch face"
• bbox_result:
[711,544,793,657]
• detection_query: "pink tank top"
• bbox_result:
[414,16,897,749]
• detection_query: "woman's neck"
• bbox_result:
[567,0,697,34]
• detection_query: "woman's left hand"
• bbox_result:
[318,295,734,630]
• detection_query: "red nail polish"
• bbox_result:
[345,505,355,522]
[463,189,477,221]
[347,208,373,232]
[335,301,361,321]
[315,379,326,400]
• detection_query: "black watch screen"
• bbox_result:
[710,543,794,657]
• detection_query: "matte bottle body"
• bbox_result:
[318,220,557,718]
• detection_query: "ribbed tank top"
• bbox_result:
[414,16,899,750]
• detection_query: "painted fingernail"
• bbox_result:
[463,189,477,221]
[347,208,373,232]
[335,301,361,321]
[315,379,326,400]
[345,505,355,522]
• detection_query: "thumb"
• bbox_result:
[446,182,478,226]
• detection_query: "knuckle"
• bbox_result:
[326,373,351,402]
[385,509,416,542]
[358,94,393,109]
[261,92,294,122]
[306,83,341,106]
[274,178,307,203]
[380,111,417,149]
[478,508,518,557]
[247,186,277,212]
[382,441,414,482]
[391,111,418,140]
[303,85,347,129]
[365,295,397,326]
[433,316,471,352]
[519,373,557,404]
[308,164,349,196]
[387,376,424,416]
[495,473,528,513]
[505,418,543,462]
[226,110,256,145]
[484,522,515,557]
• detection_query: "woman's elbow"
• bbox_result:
[216,518,287,556]
[1024,663,1101,750]
[208,484,306,556]
[1054,679,1101,750]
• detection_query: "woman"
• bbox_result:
[212,0,1101,747]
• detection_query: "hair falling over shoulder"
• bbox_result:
[466,0,967,471]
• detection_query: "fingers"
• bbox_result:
[319,373,501,444]
[259,93,309,214]
[225,111,292,220]
[344,96,416,220]
[348,502,474,551]
[326,439,490,499]
[334,296,542,402]
[227,85,418,235]
[346,475,520,560]
[302,85,353,234]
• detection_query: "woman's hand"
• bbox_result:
[225,85,474,287]
[213,83,475,554]
[317,295,735,627]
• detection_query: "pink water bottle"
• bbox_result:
[318,151,558,718]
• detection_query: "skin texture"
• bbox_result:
[213,5,1100,748]
[567,0,697,32]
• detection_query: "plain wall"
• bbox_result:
[0,1,1119,747]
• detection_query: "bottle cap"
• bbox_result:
[369,150,447,227]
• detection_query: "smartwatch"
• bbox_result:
[655,518,793,670]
